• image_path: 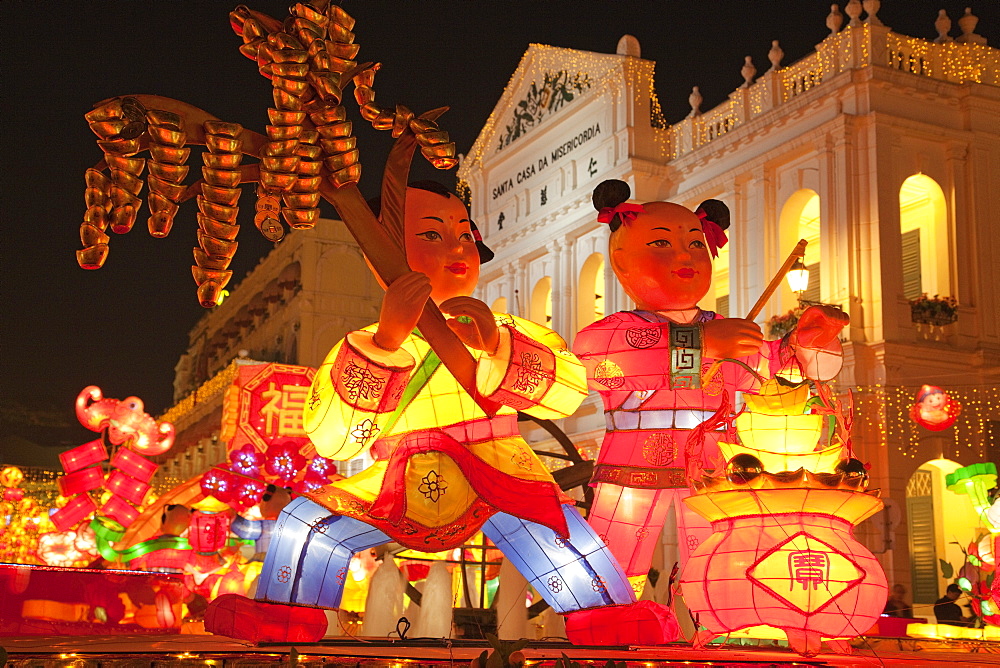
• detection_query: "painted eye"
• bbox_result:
[416,231,441,241]
[646,239,671,248]
[460,232,474,242]
[690,240,706,249]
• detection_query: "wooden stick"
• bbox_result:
[746,239,808,320]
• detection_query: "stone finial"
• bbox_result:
[768,40,784,71]
[687,86,703,118]
[845,0,863,26]
[741,56,757,88]
[934,10,953,43]
[956,7,988,45]
[863,0,882,25]
[616,34,642,57]
[827,4,844,34]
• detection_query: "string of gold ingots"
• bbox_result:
[77,1,458,308]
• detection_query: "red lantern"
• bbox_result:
[110,447,158,482]
[59,439,108,474]
[102,495,139,526]
[105,471,150,506]
[58,466,104,497]
[189,511,231,553]
[221,363,316,458]
[50,494,97,532]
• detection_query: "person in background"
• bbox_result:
[934,583,970,626]
[882,583,913,618]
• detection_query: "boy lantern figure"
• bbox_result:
[573,180,849,593]
[208,183,672,645]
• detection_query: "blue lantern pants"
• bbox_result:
[256,497,634,613]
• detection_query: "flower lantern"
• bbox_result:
[681,379,887,656]
[946,462,998,532]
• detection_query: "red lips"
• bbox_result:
[446,263,467,275]
[673,268,697,278]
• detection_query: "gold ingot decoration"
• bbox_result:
[84,205,109,229]
[743,378,811,416]
[149,145,190,164]
[272,48,308,64]
[328,4,356,31]
[148,212,174,238]
[240,17,264,40]
[148,174,188,201]
[193,248,232,271]
[283,192,320,209]
[239,42,262,61]
[203,121,243,137]
[326,22,354,45]
[259,170,298,191]
[263,139,299,156]
[329,163,361,188]
[271,62,310,79]
[148,162,190,182]
[205,135,241,153]
[296,160,323,177]
[270,31,305,51]
[262,155,300,172]
[196,280,229,308]
[84,101,123,123]
[392,105,414,139]
[359,102,382,122]
[148,191,180,216]
[192,265,233,287]
[409,118,438,134]
[198,231,238,257]
[293,175,322,192]
[201,184,242,207]
[316,121,352,140]
[354,85,374,106]
[322,55,355,74]
[295,143,323,159]
[110,186,141,209]
[421,142,456,159]
[291,2,326,24]
[109,204,137,234]
[416,130,450,147]
[268,108,307,125]
[353,65,376,88]
[320,136,355,154]
[77,244,109,270]
[371,111,394,132]
[197,198,239,223]
[283,207,318,229]
[324,149,359,172]
[273,76,310,96]
[110,170,144,195]
[147,125,186,146]
[203,152,242,170]
[89,119,127,138]
[104,155,146,174]
[145,110,182,129]
[309,106,346,125]
[85,187,108,209]
[97,138,141,155]
[80,224,110,247]
[310,51,335,74]
[272,88,305,111]
[85,168,111,189]
[201,167,243,188]
[197,213,240,241]
[309,71,342,103]
[254,210,285,242]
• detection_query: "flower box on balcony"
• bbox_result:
[909,294,958,327]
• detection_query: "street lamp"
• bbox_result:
[786,258,810,297]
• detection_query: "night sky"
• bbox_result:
[3,1,997,463]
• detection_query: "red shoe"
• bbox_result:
[564,600,681,646]
[205,594,328,643]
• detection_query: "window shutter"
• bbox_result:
[902,229,922,300]
[906,469,938,604]
[803,263,821,303]
[716,294,730,318]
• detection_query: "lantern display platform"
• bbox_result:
[680,380,888,657]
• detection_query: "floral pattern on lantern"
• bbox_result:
[230,444,264,477]
[265,441,306,482]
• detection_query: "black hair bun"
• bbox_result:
[696,199,730,231]
[593,180,633,232]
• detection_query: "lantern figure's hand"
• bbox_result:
[440,296,500,354]
[373,271,432,352]
[703,318,762,359]
[792,305,849,350]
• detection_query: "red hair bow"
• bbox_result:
[696,208,728,259]
[597,203,645,226]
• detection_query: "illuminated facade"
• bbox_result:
[156,222,381,482]
[457,7,1000,609]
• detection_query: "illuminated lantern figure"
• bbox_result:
[945,462,998,531]
[909,384,961,431]
[208,183,646,645]
[680,379,887,656]
[573,180,849,597]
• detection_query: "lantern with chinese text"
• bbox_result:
[221,363,316,459]
[680,379,887,656]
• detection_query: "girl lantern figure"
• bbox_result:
[910,384,960,430]
[573,180,849,595]
[207,182,667,645]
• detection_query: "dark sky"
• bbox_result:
[2,1,997,459]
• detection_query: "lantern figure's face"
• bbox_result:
[403,188,480,304]
[609,202,713,311]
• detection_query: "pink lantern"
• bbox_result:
[102,495,139,526]
[58,466,104,497]
[59,439,108,474]
[110,447,158,482]
[50,494,98,532]
[105,470,151,506]
[189,511,231,553]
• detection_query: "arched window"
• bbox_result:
[491,296,508,314]
[778,189,821,311]
[577,253,606,331]
[530,276,552,326]
[899,174,949,300]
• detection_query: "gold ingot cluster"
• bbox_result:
[145,109,189,238]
